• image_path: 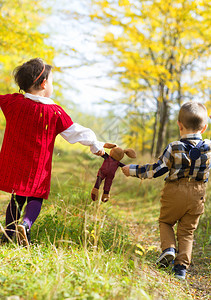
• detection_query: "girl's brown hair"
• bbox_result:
[13,58,52,93]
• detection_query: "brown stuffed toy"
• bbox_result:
[91,143,136,202]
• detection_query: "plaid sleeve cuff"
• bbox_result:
[129,164,139,177]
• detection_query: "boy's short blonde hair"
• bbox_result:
[178,102,208,131]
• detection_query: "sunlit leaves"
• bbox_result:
[90,0,211,152]
[0,0,55,93]
[91,0,210,101]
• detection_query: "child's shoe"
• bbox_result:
[17,221,30,248]
[173,264,186,280]
[156,247,176,268]
[0,233,10,245]
[0,230,14,244]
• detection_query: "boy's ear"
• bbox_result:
[124,149,136,158]
[177,120,183,131]
[104,143,117,149]
[201,124,207,134]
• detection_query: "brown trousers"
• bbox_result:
[159,179,206,268]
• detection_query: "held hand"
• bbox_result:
[122,165,130,177]
[94,149,105,156]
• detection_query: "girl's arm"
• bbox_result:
[60,123,105,155]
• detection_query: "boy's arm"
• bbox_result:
[60,123,105,155]
[123,144,173,179]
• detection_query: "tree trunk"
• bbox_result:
[155,99,169,157]
[150,100,159,157]
[165,121,170,146]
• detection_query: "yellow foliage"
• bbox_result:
[104,32,115,43]
[122,114,154,152]
[118,0,131,6]
[0,0,55,94]
[90,0,211,156]
[91,0,210,104]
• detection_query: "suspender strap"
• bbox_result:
[181,140,204,176]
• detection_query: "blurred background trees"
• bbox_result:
[89,0,211,156]
[0,0,55,136]
[0,0,55,93]
[0,0,210,156]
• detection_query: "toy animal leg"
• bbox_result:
[101,177,114,202]
[94,176,103,189]
[91,176,103,201]
[103,176,114,193]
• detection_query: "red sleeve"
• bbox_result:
[55,105,74,135]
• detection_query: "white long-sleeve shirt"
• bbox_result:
[24,93,104,154]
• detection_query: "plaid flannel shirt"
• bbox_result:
[129,134,211,182]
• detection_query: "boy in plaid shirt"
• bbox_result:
[122,102,211,279]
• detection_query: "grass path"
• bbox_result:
[0,151,210,299]
[85,150,211,299]
[54,151,211,299]
[112,188,211,300]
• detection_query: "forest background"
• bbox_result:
[0,0,210,299]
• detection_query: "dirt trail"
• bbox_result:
[113,196,211,300]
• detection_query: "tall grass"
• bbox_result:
[0,150,210,299]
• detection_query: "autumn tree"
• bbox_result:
[89,0,211,156]
[0,0,54,94]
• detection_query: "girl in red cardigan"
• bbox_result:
[0,58,105,247]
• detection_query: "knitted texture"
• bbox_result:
[0,93,73,198]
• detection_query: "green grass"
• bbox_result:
[0,149,210,299]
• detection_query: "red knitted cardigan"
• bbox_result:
[0,93,73,199]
